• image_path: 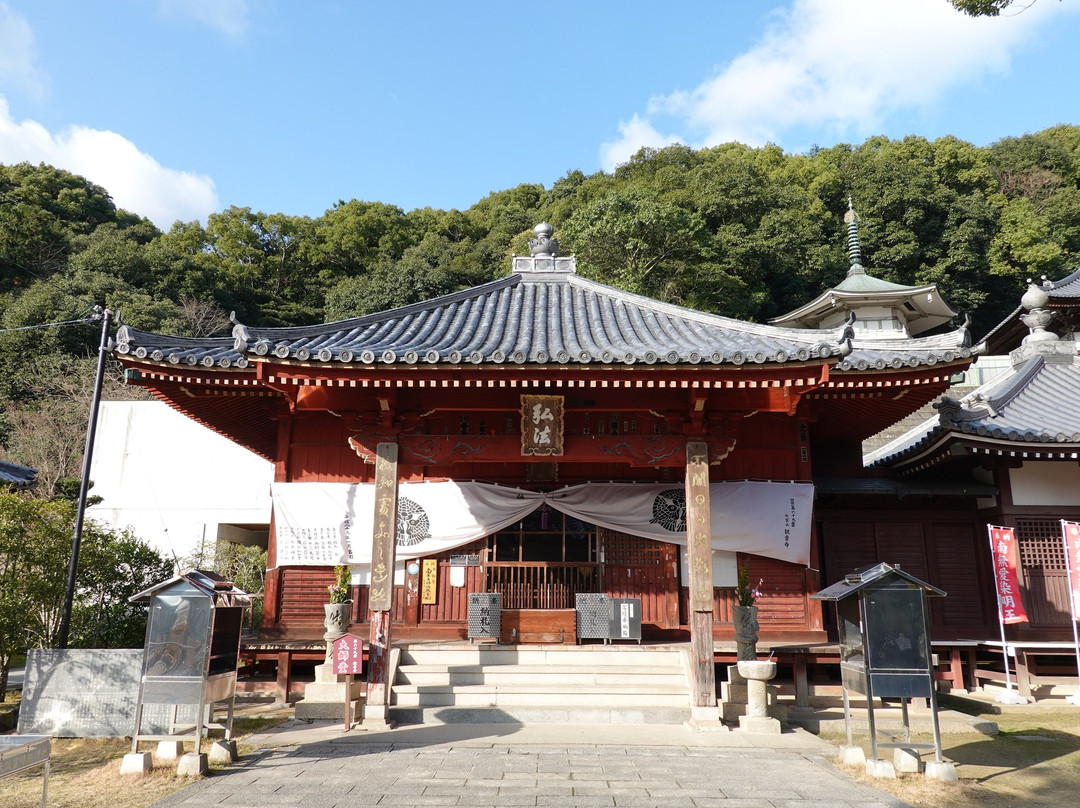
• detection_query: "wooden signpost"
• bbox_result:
[332,633,364,731]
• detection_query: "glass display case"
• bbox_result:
[128,570,249,755]
[813,562,946,764]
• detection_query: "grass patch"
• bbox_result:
[0,715,288,808]
[823,704,1080,808]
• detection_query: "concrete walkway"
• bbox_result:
[151,720,913,807]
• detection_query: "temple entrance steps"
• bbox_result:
[388,643,693,725]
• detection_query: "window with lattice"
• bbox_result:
[602,530,665,566]
[1016,519,1066,571]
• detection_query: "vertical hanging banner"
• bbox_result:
[1061,521,1080,620]
[987,525,1029,624]
[368,443,399,611]
[521,395,564,456]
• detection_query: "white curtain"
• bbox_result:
[271,480,813,568]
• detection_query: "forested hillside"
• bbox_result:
[3,126,1079,492]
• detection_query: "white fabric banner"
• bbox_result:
[271,480,813,568]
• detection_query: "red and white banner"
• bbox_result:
[988,525,1029,625]
[1061,521,1080,621]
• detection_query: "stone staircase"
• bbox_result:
[389,643,693,725]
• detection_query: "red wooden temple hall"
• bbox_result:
[113,215,979,707]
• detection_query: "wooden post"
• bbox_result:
[685,440,717,711]
[365,442,398,723]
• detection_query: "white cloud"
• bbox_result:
[157,0,252,38]
[0,97,219,229]
[599,115,685,174]
[0,1,47,100]
[600,0,1067,171]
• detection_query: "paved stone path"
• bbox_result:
[151,722,912,808]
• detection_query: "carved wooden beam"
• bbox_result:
[348,433,736,467]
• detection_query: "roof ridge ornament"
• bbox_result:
[843,197,866,277]
[529,223,558,257]
[513,223,576,275]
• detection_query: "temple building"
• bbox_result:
[112,216,1003,711]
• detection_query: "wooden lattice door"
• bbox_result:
[601,529,680,629]
[1016,519,1072,627]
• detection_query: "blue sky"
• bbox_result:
[1,0,1078,230]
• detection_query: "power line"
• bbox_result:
[0,314,98,335]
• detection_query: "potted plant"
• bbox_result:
[732,564,761,661]
[323,564,352,641]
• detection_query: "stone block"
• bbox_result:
[838,745,866,766]
[294,698,363,722]
[119,752,153,775]
[737,714,782,734]
[893,747,923,773]
[176,752,208,777]
[208,739,238,764]
[925,761,958,782]
[865,758,896,779]
[155,740,184,760]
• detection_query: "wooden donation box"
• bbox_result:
[128,569,249,755]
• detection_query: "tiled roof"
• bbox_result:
[838,327,977,372]
[116,271,857,369]
[0,460,37,488]
[866,344,1080,467]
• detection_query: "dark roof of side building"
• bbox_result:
[0,460,38,488]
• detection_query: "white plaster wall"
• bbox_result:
[87,401,273,560]
[1009,461,1080,507]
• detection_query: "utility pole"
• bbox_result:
[57,306,112,649]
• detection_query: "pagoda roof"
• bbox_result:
[0,459,37,488]
[769,202,958,336]
[116,264,857,370]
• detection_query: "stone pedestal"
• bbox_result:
[925,760,958,781]
[735,660,782,734]
[894,747,923,773]
[209,739,238,764]
[720,663,783,723]
[839,746,866,766]
[294,662,365,721]
[155,740,184,761]
[176,752,208,777]
[865,759,897,779]
[119,752,153,775]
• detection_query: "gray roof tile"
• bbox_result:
[117,273,854,369]
[867,348,1080,467]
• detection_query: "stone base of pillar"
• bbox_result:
[209,739,238,765]
[176,752,208,777]
[838,745,867,766]
[865,759,897,779]
[893,747,923,773]
[925,761,958,781]
[737,714,782,734]
[119,752,153,775]
[361,702,398,728]
[155,740,185,760]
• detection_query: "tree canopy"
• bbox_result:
[3,126,1080,488]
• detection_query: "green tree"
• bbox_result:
[0,492,172,698]
[183,540,267,631]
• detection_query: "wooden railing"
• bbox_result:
[486,562,600,609]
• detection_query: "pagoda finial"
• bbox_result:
[843,197,865,276]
